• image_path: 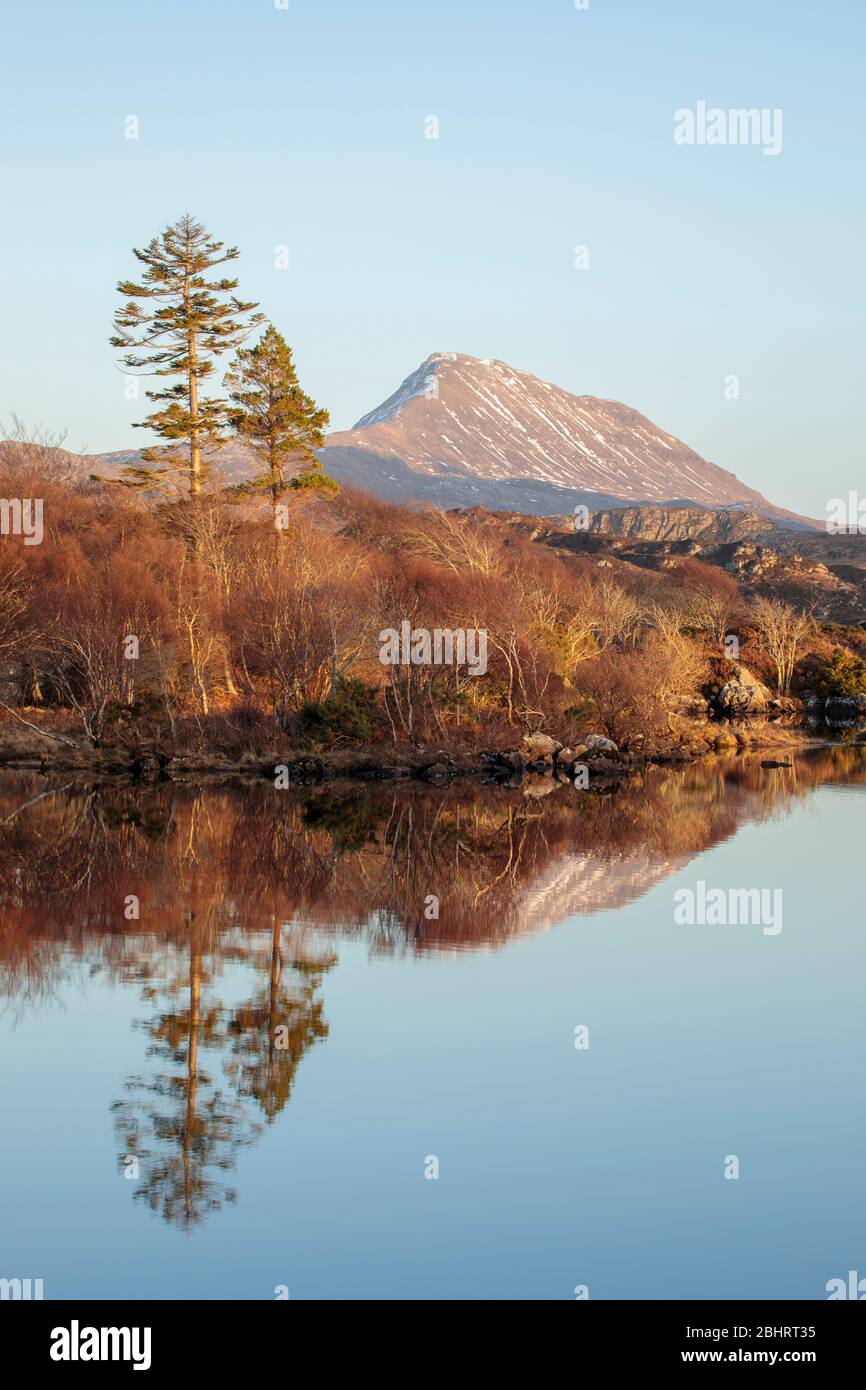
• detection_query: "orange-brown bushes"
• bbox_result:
[0,461,761,752]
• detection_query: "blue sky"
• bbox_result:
[1,0,863,518]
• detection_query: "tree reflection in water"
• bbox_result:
[1,743,864,1228]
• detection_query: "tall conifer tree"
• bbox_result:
[224,326,336,529]
[111,214,264,495]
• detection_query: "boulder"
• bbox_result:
[486,749,524,774]
[422,762,452,783]
[129,751,164,782]
[586,755,623,774]
[521,732,561,760]
[583,733,620,756]
[524,758,551,774]
[715,664,772,715]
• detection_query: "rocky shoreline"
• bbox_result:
[0,718,852,790]
[1,659,864,788]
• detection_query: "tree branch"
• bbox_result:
[0,700,80,750]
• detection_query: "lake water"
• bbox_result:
[1,746,864,1300]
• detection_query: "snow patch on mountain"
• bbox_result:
[323,352,814,526]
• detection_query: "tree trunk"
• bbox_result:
[189,331,201,497]
[268,920,282,1069]
[222,649,239,699]
[183,938,201,1228]
[271,449,286,537]
[185,255,201,498]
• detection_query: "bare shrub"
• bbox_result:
[751,596,813,694]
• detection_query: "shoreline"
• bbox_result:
[0,718,855,788]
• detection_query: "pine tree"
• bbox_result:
[224,326,336,529]
[111,214,264,496]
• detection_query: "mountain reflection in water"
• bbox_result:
[1,743,863,1232]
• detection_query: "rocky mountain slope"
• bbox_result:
[320,353,816,527]
[491,505,866,623]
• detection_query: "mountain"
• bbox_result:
[15,350,815,528]
[320,352,818,528]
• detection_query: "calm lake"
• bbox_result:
[1,746,864,1300]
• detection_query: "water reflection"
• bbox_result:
[2,745,865,960]
[110,922,335,1228]
[1,743,864,1232]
